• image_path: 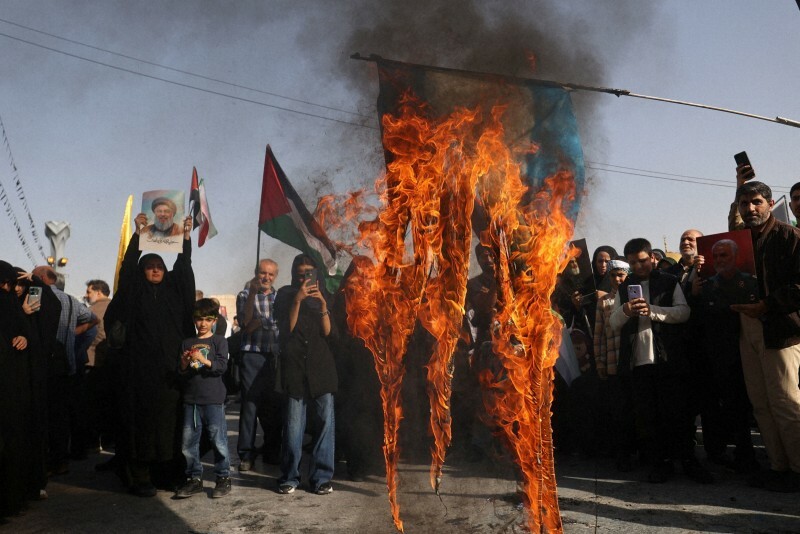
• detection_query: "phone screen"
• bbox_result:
[627,284,643,301]
[28,287,42,306]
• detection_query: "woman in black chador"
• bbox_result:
[0,260,32,516]
[105,213,195,497]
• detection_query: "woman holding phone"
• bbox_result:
[274,254,338,495]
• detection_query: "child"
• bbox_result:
[175,298,231,498]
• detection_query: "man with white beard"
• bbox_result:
[665,229,703,295]
[143,197,182,237]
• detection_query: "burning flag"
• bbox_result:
[190,167,218,247]
[259,145,339,290]
[348,56,585,533]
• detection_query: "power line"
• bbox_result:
[0,17,372,120]
[586,163,790,194]
[587,161,733,185]
[0,117,39,266]
[1,24,791,199]
[0,30,379,131]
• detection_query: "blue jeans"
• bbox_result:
[237,351,282,460]
[279,393,335,490]
[182,403,230,478]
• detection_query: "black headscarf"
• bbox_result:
[0,260,17,287]
[287,253,331,311]
[591,245,618,289]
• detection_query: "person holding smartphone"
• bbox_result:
[729,151,756,231]
[609,238,712,485]
[274,254,337,496]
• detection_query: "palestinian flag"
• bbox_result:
[190,166,218,247]
[259,145,338,288]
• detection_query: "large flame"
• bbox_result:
[347,91,574,533]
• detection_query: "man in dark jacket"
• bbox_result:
[730,181,800,493]
[610,238,711,485]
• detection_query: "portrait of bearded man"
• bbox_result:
[143,197,183,238]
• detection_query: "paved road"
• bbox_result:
[3,404,799,533]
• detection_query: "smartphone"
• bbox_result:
[627,284,643,301]
[28,286,42,306]
[734,151,755,180]
[733,151,751,167]
[306,268,318,286]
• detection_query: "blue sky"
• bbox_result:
[0,1,798,296]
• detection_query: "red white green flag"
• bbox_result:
[258,145,338,283]
[190,166,218,247]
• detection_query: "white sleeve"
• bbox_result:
[609,299,630,333]
[649,283,690,324]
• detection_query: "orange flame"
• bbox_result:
[477,161,575,532]
[346,92,482,532]
[347,91,575,533]
[315,191,378,256]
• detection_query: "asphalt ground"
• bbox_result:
[3,402,799,533]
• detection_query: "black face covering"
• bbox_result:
[288,254,327,312]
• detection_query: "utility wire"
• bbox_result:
[0,115,47,261]
[0,30,379,131]
[0,17,372,120]
[587,161,734,185]
[0,119,38,267]
[586,163,790,193]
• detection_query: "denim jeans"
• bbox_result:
[279,393,335,490]
[182,403,230,478]
[238,351,282,460]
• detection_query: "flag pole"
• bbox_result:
[256,227,261,266]
[351,53,800,129]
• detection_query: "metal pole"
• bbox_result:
[351,53,800,129]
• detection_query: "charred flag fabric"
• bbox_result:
[374,57,585,220]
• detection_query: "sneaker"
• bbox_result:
[238,459,252,472]
[278,484,296,494]
[647,460,674,484]
[212,477,231,498]
[314,482,333,495]
[682,458,714,484]
[174,478,203,499]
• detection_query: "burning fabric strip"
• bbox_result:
[346,57,585,533]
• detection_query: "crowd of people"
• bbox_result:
[1,166,799,520]
[534,172,800,492]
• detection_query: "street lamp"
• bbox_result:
[44,221,70,272]
[46,256,68,268]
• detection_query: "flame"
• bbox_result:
[314,191,378,255]
[346,92,481,532]
[347,90,575,533]
[477,160,575,532]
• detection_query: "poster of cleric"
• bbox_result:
[139,190,186,253]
